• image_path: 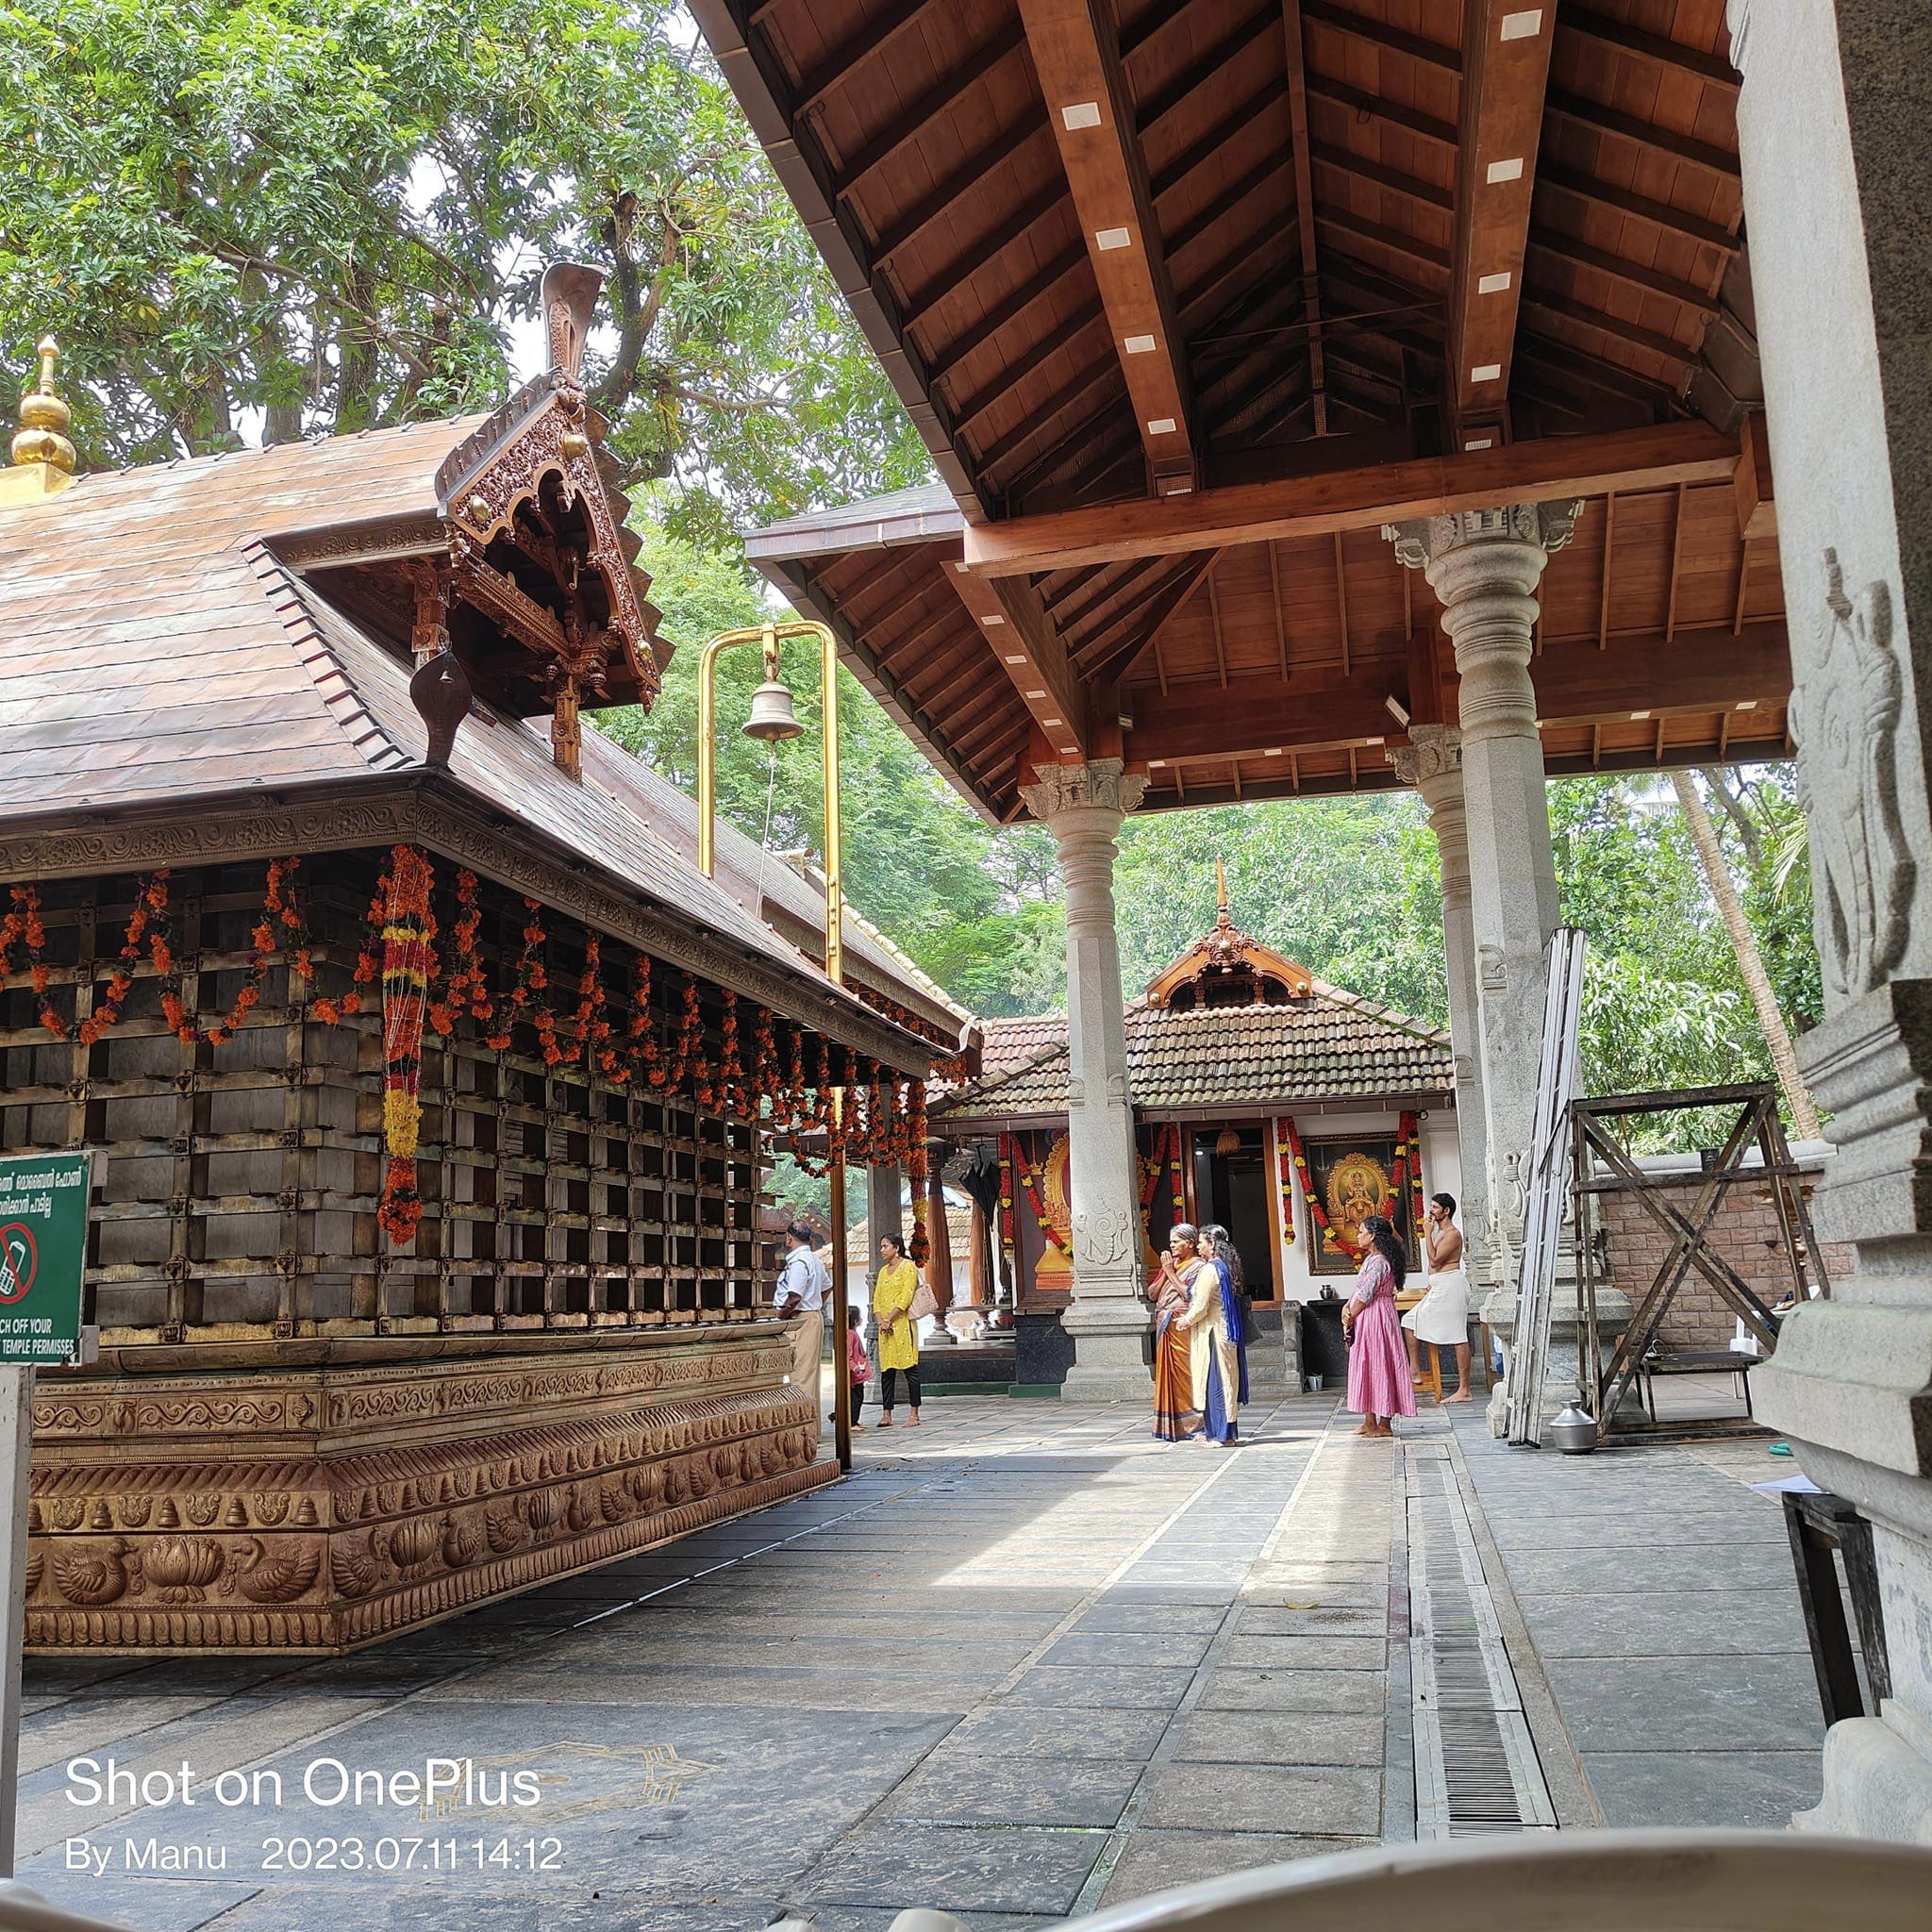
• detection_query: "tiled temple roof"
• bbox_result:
[0,416,962,1047]
[932,985,1453,1125]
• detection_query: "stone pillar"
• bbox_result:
[1390,724,1494,1286]
[1729,0,1932,1840]
[866,1163,902,1274]
[1385,506,1576,1299]
[1020,758,1152,1400]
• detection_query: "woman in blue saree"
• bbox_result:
[1187,1224,1249,1444]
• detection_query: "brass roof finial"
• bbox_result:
[12,335,75,475]
[1214,852,1230,923]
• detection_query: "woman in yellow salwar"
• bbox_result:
[1150,1223,1205,1441]
[872,1231,922,1428]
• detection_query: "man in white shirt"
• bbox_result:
[774,1224,828,1417]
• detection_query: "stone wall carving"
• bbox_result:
[1790,550,1916,1002]
[25,1328,830,1654]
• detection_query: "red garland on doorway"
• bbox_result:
[376,844,437,1244]
[1277,1113,1370,1263]
[1017,1136,1067,1255]
[1393,1108,1425,1235]
[907,1080,931,1264]
[996,1132,1017,1280]
[1274,1121,1298,1250]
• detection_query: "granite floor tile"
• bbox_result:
[807,1824,1102,1915]
[1578,1751,1824,1830]
[1196,1670,1384,1714]
[999,1665,1196,1710]
[1141,1762,1382,1837]
[881,1757,1143,1827]
[1097,1829,1363,1907]
[1170,1708,1384,1768]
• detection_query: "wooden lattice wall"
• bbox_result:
[0,857,769,1347]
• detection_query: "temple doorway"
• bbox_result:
[1190,1126,1274,1305]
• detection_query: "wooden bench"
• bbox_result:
[1637,1349,1760,1422]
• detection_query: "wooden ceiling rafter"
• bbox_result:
[1279,0,1327,435]
[792,0,952,115]
[926,241,1091,387]
[1135,1,1280,136]
[1445,2,1556,450]
[1148,75,1290,201]
[950,297,1108,433]
[1560,4,1740,92]
[944,558,1089,760]
[1018,0,1198,493]
[1307,74,1457,151]
[1536,164,1740,257]
[884,140,1066,295]
[966,421,1740,575]
[1309,142,1454,214]
[1301,0,1461,77]
[871,110,1053,270]
[1095,547,1223,684]
[825,18,1029,201]
[1543,89,1742,187]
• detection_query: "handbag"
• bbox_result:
[908,1279,939,1323]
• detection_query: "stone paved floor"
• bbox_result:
[20,1393,1825,1931]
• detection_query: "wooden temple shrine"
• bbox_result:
[0,270,964,1654]
[932,875,1455,1382]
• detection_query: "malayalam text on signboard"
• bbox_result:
[0,1150,92,1365]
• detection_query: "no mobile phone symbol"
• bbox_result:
[0,1224,36,1304]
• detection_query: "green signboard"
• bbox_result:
[0,1151,92,1366]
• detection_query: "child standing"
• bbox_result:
[845,1304,871,1431]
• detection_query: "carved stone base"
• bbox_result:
[26,1325,830,1654]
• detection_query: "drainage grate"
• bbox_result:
[1407,1442,1557,1839]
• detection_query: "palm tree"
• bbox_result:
[1667,771,1823,1141]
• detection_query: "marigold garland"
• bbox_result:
[1018,1138,1068,1256]
[1,884,64,1038]
[996,1132,1017,1280]
[907,1080,931,1264]
[376,845,436,1244]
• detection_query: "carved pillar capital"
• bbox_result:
[1389,723,1463,792]
[1021,758,1148,825]
[1382,501,1583,576]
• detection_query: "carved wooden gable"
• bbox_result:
[1144,864,1311,1011]
[428,262,665,777]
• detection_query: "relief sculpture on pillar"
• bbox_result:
[1790,550,1916,1002]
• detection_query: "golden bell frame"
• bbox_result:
[696,620,853,1472]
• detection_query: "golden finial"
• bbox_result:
[1214,852,1230,922]
[11,335,75,475]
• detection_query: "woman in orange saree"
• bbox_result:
[1151,1222,1205,1441]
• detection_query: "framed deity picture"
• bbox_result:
[1300,1133,1420,1276]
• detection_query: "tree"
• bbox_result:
[0,0,928,536]
[1670,771,1822,1139]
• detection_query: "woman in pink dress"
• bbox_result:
[1342,1214,1417,1439]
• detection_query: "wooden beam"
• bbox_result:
[1281,3,1326,434]
[1097,551,1223,682]
[1598,491,1615,650]
[1138,3,1278,132]
[962,422,1740,575]
[1150,76,1290,201]
[828,19,1027,197]
[874,113,1051,269]
[1310,141,1455,213]
[1734,411,1776,540]
[794,0,950,114]
[1332,531,1351,675]
[1300,0,1461,75]
[1561,5,1740,92]
[1543,90,1741,185]
[1123,620,1792,765]
[1018,0,1197,491]
[1537,164,1740,256]
[945,560,1090,759]
[1664,483,1687,642]
[1524,227,1722,317]
[1306,75,1457,151]
[1447,3,1555,448]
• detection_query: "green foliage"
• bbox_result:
[597,510,1062,1017]
[0,0,928,531]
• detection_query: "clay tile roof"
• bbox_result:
[0,418,953,1041]
[932,985,1452,1123]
